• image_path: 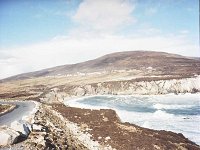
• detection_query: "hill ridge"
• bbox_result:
[1,50,200,82]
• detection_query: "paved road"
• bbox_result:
[0,101,35,126]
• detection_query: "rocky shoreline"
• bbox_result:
[26,104,88,150]
[39,75,200,104]
[0,75,200,149]
[8,102,200,150]
[71,76,200,96]
[50,104,200,150]
[0,98,200,149]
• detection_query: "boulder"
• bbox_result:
[35,135,46,147]
[74,87,86,96]
[25,122,33,132]
[0,126,20,146]
[32,124,43,131]
[10,121,30,137]
[84,85,96,95]
[22,115,34,125]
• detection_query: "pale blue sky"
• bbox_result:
[0,0,198,48]
[0,0,199,78]
[0,0,78,48]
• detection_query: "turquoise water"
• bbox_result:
[65,94,200,145]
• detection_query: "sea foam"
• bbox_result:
[64,94,200,145]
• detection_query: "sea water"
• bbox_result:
[64,94,200,145]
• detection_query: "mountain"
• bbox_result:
[1,51,200,82]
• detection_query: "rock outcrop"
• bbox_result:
[0,126,20,146]
[72,76,200,96]
[40,88,66,103]
[25,104,87,150]
[10,121,31,137]
[39,76,200,104]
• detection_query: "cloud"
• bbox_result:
[179,30,189,34]
[72,0,135,34]
[0,34,199,79]
[0,0,199,79]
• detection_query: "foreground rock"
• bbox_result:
[10,121,31,137]
[23,103,200,149]
[0,126,20,146]
[25,104,88,150]
[0,101,39,148]
[1,101,200,150]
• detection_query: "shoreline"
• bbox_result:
[64,93,200,146]
[64,92,200,102]
[50,103,200,149]
[0,98,199,149]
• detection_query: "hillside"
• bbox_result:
[1,51,200,149]
[1,51,200,82]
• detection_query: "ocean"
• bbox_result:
[64,94,200,145]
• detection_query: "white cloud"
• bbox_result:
[0,0,199,79]
[0,34,199,79]
[179,30,190,34]
[72,0,135,34]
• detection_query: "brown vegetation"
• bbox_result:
[0,104,16,115]
[0,104,11,113]
[51,104,200,150]
[1,51,200,82]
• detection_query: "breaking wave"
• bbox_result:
[152,110,174,118]
[64,94,200,145]
[153,103,194,110]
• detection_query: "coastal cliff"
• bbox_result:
[40,76,200,103]
[72,76,200,96]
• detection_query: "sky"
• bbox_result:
[0,0,199,79]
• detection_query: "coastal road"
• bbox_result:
[0,101,35,126]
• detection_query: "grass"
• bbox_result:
[0,104,12,113]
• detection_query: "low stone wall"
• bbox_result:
[44,105,112,150]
